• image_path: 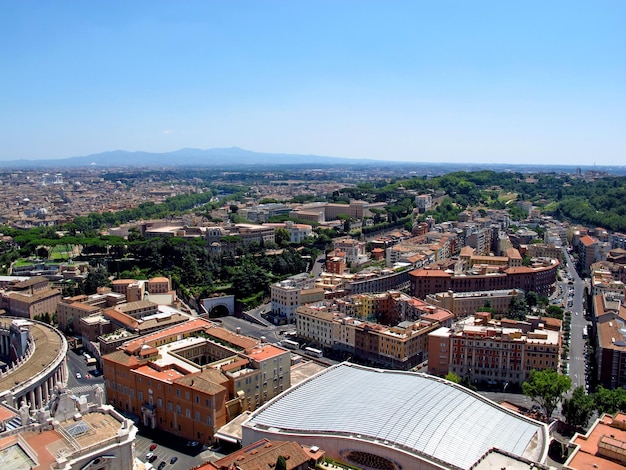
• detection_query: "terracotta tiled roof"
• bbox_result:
[409,268,452,277]
[580,235,597,247]
[201,439,313,470]
[103,307,139,330]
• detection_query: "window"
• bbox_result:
[176,404,181,414]
[138,391,143,401]
[168,401,173,411]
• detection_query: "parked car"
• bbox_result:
[150,444,157,451]
[158,462,167,470]
[170,457,178,464]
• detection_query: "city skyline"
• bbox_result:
[1,1,624,165]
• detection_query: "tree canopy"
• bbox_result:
[561,386,595,428]
[522,369,571,419]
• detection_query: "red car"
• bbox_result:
[150,444,157,451]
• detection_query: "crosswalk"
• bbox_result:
[68,384,97,401]
[4,416,21,431]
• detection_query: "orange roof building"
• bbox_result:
[103,318,291,445]
[564,413,626,470]
[199,439,325,470]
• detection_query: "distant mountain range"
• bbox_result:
[0,147,624,175]
[0,147,375,168]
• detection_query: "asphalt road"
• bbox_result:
[65,346,105,399]
[134,430,226,469]
[218,314,291,344]
[562,250,589,392]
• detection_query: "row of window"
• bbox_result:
[106,380,213,406]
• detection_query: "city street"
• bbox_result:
[65,345,105,400]
[562,249,589,392]
[134,429,226,469]
[218,314,291,344]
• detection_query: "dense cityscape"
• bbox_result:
[0,161,625,470]
[2,0,624,469]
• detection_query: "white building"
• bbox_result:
[242,363,549,470]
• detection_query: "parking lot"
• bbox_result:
[134,427,227,469]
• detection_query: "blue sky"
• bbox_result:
[1,1,624,165]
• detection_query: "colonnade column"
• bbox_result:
[43,380,49,404]
[35,386,42,409]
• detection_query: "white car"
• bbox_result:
[75,372,82,379]
[145,452,154,461]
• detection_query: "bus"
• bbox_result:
[281,339,300,350]
[304,347,323,358]
[86,357,97,367]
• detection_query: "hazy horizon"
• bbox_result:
[1,1,624,165]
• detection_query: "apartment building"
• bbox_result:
[262,221,313,243]
[229,223,276,245]
[610,232,626,250]
[2,288,61,319]
[346,265,413,295]
[592,269,626,300]
[527,243,564,263]
[270,280,324,323]
[334,238,367,266]
[410,256,559,299]
[415,193,432,212]
[593,293,626,389]
[103,318,291,443]
[578,235,599,275]
[296,304,442,369]
[56,291,126,333]
[428,313,561,385]
[424,289,525,318]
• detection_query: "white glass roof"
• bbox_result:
[245,363,545,469]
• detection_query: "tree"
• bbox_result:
[526,291,539,309]
[83,265,110,294]
[522,369,571,419]
[508,296,528,320]
[275,455,287,470]
[445,372,461,384]
[593,386,626,415]
[545,305,564,320]
[275,227,291,247]
[343,217,351,233]
[562,386,595,428]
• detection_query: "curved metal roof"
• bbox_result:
[245,363,546,469]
